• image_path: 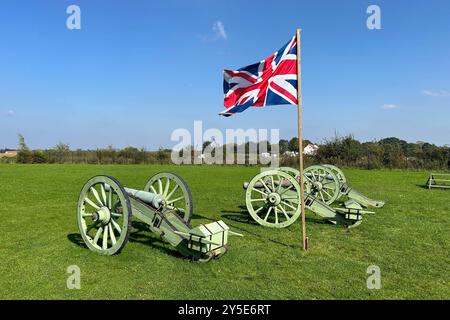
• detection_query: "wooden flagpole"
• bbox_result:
[296,28,308,250]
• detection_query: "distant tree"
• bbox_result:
[279,139,289,154]
[54,142,70,163]
[288,137,299,152]
[17,134,33,163]
[32,150,48,163]
[156,147,169,164]
[340,135,362,165]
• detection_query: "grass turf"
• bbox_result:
[0,164,448,299]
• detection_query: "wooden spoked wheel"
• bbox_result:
[279,167,300,178]
[77,176,132,255]
[280,166,340,205]
[245,170,302,228]
[322,164,347,184]
[144,172,193,223]
[303,165,340,205]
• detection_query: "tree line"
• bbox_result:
[306,135,450,170]
[8,134,171,165]
[3,134,449,170]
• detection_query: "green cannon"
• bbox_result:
[76,172,241,262]
[243,169,363,229]
[243,165,384,229]
[280,165,385,208]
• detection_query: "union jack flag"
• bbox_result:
[220,35,298,116]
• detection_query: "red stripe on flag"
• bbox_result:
[270,81,297,105]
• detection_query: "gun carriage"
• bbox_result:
[77,172,241,262]
[243,164,384,229]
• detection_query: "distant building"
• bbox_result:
[303,144,319,156]
[0,150,18,158]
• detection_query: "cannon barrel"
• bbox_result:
[105,184,164,209]
[124,187,165,209]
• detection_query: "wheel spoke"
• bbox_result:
[278,205,290,220]
[93,227,103,244]
[322,189,332,198]
[281,201,296,210]
[270,176,275,191]
[250,198,266,203]
[157,179,163,195]
[304,175,314,184]
[150,185,158,194]
[84,197,100,211]
[86,221,100,233]
[319,191,325,203]
[263,207,273,222]
[163,178,171,198]
[108,223,117,245]
[102,227,109,250]
[167,195,184,205]
[282,196,299,200]
[276,176,285,192]
[254,206,264,215]
[166,184,179,201]
[279,183,294,195]
[90,187,104,207]
[108,187,113,209]
[111,212,122,218]
[100,184,107,205]
[111,219,122,234]
[82,213,93,218]
[252,187,268,196]
[258,179,272,194]
[274,207,278,224]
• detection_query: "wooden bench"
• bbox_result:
[427,173,450,189]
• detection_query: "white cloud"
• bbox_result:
[212,20,227,40]
[4,109,14,116]
[382,104,400,110]
[422,90,450,97]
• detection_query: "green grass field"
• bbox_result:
[0,164,448,299]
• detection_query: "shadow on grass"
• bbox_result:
[416,184,433,190]
[67,233,87,249]
[128,221,186,260]
[217,205,329,249]
[67,222,187,260]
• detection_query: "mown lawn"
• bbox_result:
[0,164,448,299]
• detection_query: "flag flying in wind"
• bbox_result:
[220,35,298,117]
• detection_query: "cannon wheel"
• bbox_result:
[322,164,347,184]
[279,167,300,178]
[77,176,132,255]
[144,172,193,223]
[303,165,340,205]
[279,166,315,193]
[245,170,302,228]
[280,166,340,205]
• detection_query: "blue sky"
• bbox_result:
[0,0,449,150]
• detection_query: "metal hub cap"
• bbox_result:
[268,193,281,206]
